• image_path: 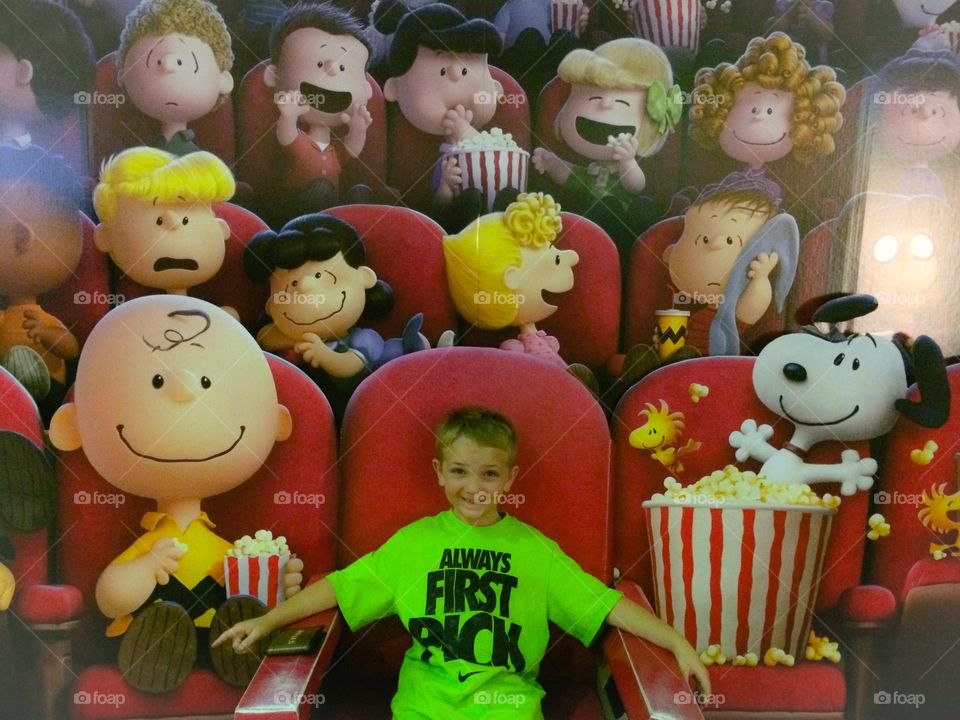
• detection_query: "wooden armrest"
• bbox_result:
[235,607,342,719]
[601,579,705,720]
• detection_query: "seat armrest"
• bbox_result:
[236,574,343,720]
[902,557,960,603]
[601,578,705,720]
[837,585,897,626]
[19,584,84,628]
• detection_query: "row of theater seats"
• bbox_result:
[5,339,958,719]
[38,49,877,232]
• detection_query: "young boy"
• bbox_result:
[215,407,710,718]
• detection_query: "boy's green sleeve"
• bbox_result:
[546,543,623,647]
[327,530,403,631]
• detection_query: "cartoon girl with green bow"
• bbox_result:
[532,38,682,259]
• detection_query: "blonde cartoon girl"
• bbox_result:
[531,38,681,256]
[689,32,845,199]
[443,193,580,371]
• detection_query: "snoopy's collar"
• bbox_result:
[781,441,808,460]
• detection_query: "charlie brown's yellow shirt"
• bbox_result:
[328,510,622,719]
[105,512,232,636]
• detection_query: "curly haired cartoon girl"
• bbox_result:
[689,32,845,198]
[443,193,581,370]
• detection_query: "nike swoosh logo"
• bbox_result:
[458,670,484,682]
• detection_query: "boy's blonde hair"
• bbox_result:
[119,0,234,72]
[435,407,518,465]
[443,193,562,330]
[94,147,235,222]
[558,38,674,158]
[690,32,845,164]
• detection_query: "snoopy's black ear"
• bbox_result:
[812,294,879,325]
[895,336,951,428]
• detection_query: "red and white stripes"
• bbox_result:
[644,502,834,657]
[632,0,703,53]
[551,0,584,34]
[452,149,529,212]
[224,554,289,609]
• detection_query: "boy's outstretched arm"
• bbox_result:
[605,596,712,696]
[212,577,338,653]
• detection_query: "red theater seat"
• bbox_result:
[27,356,339,720]
[612,356,874,718]
[328,347,702,719]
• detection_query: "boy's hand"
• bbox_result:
[212,614,275,654]
[748,252,779,280]
[437,156,462,200]
[609,133,639,165]
[283,557,304,598]
[341,103,373,133]
[671,637,712,696]
[276,90,311,119]
[442,104,475,143]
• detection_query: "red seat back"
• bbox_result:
[236,60,389,200]
[458,212,621,370]
[326,204,457,344]
[611,356,870,612]
[868,364,960,602]
[54,355,338,666]
[0,367,48,593]
[338,347,612,682]
[385,67,529,211]
[111,203,271,335]
[90,53,236,170]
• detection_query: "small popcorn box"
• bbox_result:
[450,148,529,213]
[642,500,836,658]
[632,0,703,53]
[943,27,960,55]
[224,553,290,609]
[551,0,584,35]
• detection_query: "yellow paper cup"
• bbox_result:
[655,309,690,360]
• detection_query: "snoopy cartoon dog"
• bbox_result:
[730,294,950,495]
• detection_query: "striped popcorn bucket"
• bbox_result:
[551,0,584,34]
[450,148,529,213]
[224,553,290,609]
[642,500,836,658]
[632,0,702,53]
[943,27,960,55]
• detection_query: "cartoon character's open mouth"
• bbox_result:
[283,291,346,325]
[732,131,787,146]
[779,396,859,426]
[154,257,199,272]
[299,82,353,114]
[575,117,636,146]
[117,424,245,462]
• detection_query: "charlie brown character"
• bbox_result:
[49,296,303,692]
[265,2,374,215]
[117,0,235,155]
[93,147,235,302]
[0,146,84,412]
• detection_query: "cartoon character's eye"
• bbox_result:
[833,353,845,366]
[911,233,933,259]
[315,272,322,279]
[873,234,899,263]
[182,216,189,226]
[751,106,759,114]
[852,359,861,371]
[461,67,468,76]
[292,280,298,287]
[156,217,163,226]
[766,107,774,115]
[554,254,561,265]
[726,237,734,245]
[697,234,708,245]
[176,59,182,67]
[317,61,324,68]
[339,64,345,72]
[440,67,446,76]
[201,376,211,389]
[152,374,164,389]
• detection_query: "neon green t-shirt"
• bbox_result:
[327,510,623,720]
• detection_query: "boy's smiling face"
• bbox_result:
[557,83,646,160]
[505,243,579,326]
[433,436,518,526]
[268,27,371,129]
[120,32,233,126]
[95,196,230,293]
[50,296,291,503]
[265,253,377,341]
[877,90,960,163]
[718,83,795,165]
